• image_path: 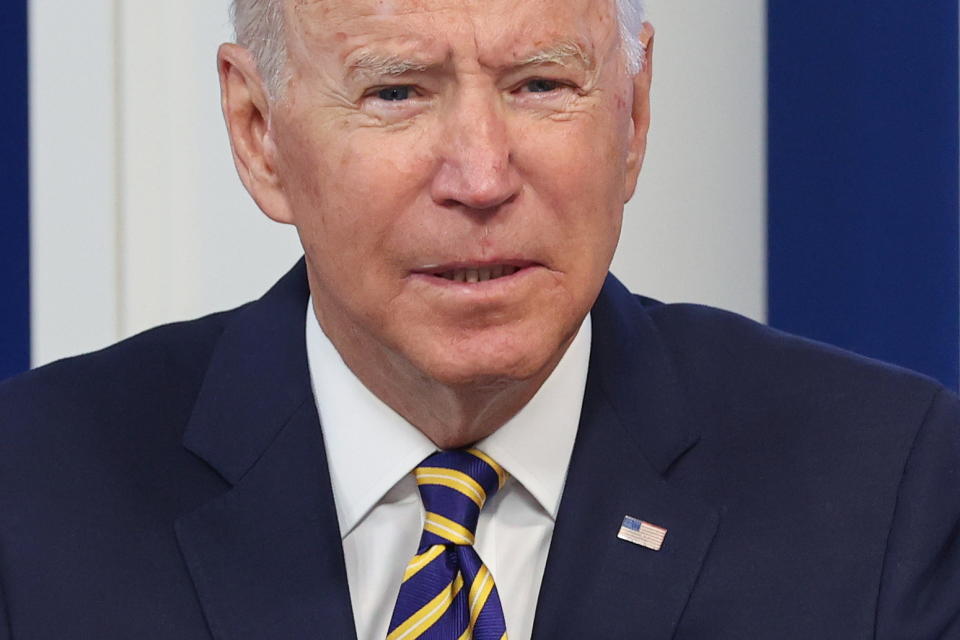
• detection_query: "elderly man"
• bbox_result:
[1,0,958,638]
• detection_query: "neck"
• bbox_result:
[311,306,572,450]
[347,360,554,449]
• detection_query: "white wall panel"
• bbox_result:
[614,1,767,321]
[117,1,302,338]
[29,0,121,366]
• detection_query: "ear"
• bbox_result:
[623,22,655,203]
[218,43,294,224]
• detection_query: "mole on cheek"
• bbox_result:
[337,145,356,171]
[615,89,633,114]
[374,0,397,16]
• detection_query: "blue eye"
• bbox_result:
[377,86,411,101]
[526,79,560,93]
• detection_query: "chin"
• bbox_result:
[407,330,565,389]
[421,360,542,390]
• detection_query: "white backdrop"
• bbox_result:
[29,0,765,367]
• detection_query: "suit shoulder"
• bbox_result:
[0,306,244,438]
[639,299,949,426]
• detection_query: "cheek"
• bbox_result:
[335,133,430,202]
[330,130,440,262]
[514,110,627,225]
[280,121,433,248]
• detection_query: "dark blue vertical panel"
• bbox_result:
[0,0,31,380]
[769,0,959,389]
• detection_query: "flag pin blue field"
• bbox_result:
[618,515,668,551]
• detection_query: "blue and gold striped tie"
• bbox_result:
[387,448,509,640]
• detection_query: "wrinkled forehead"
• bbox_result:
[287,0,619,68]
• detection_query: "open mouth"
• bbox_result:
[414,262,537,284]
[435,265,520,283]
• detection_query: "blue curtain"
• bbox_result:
[768,0,960,389]
[0,0,31,381]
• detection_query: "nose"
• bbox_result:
[430,91,521,212]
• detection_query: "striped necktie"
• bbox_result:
[387,448,509,640]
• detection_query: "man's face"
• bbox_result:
[267,0,646,387]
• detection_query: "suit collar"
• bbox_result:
[590,273,701,474]
[176,397,358,640]
[182,259,314,485]
[532,274,718,639]
[177,258,358,639]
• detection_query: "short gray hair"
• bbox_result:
[231,0,648,98]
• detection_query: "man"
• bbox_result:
[0,0,957,638]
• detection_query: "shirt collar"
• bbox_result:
[306,301,591,538]
[474,315,590,520]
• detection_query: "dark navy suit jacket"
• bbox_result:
[1,260,958,639]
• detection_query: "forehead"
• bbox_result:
[288,0,617,65]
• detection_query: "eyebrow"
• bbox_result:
[343,38,595,82]
[513,40,594,70]
[345,51,433,80]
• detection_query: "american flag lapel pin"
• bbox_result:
[618,515,668,551]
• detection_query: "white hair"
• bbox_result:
[231,0,647,98]
[615,0,648,75]
[230,0,288,97]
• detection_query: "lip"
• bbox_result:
[407,260,545,293]
[410,259,540,276]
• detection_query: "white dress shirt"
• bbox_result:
[305,301,591,640]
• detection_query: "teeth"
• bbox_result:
[437,265,522,283]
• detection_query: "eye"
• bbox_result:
[523,79,562,93]
[376,86,413,101]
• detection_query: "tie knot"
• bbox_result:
[414,448,507,547]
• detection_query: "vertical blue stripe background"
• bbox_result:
[768,0,960,390]
[1,0,31,382]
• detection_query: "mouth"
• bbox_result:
[413,261,538,284]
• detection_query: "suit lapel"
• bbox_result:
[532,275,721,639]
[175,260,357,640]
